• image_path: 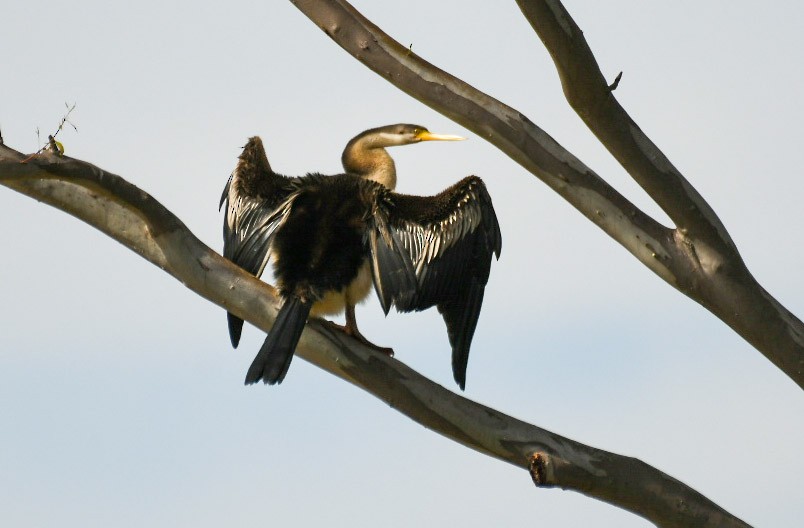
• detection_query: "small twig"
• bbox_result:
[608,71,623,92]
[37,102,77,152]
[55,102,79,136]
[21,103,77,163]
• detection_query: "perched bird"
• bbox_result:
[220,124,501,389]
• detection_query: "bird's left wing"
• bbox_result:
[219,137,296,346]
[368,176,502,389]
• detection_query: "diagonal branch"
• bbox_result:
[516,0,804,387]
[516,0,734,254]
[0,143,749,527]
[290,0,804,390]
[290,0,676,280]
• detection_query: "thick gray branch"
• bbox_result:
[0,144,750,527]
[290,0,804,390]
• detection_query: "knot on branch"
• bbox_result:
[528,452,555,488]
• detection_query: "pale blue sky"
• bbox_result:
[2,2,803,526]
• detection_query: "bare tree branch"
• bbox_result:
[516,0,804,388]
[0,143,750,527]
[289,0,804,390]
[516,0,732,251]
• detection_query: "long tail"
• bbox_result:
[227,312,244,348]
[244,297,312,385]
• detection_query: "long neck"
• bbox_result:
[341,135,397,190]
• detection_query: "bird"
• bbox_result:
[219,124,501,389]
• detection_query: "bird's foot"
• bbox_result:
[322,319,394,357]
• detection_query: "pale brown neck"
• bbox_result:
[341,135,397,190]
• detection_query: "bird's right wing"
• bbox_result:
[368,176,502,389]
[220,137,296,346]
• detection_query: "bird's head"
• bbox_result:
[342,124,465,189]
[361,123,466,148]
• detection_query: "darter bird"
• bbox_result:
[220,124,501,389]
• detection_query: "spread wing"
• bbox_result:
[220,137,295,347]
[368,176,502,389]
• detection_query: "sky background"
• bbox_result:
[2,1,803,526]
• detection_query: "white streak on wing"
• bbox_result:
[407,201,482,277]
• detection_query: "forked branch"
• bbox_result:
[516,0,732,251]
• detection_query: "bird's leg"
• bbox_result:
[334,303,394,357]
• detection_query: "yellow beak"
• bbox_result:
[416,130,466,142]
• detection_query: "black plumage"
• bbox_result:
[220,125,501,389]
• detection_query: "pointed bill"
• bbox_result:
[417,130,466,141]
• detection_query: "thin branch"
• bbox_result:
[54,102,78,135]
[289,0,804,390]
[40,102,77,147]
[0,143,751,527]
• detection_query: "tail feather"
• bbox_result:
[244,297,312,385]
[227,312,245,348]
[440,280,485,391]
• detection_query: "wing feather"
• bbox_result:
[225,194,293,277]
[366,209,418,315]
